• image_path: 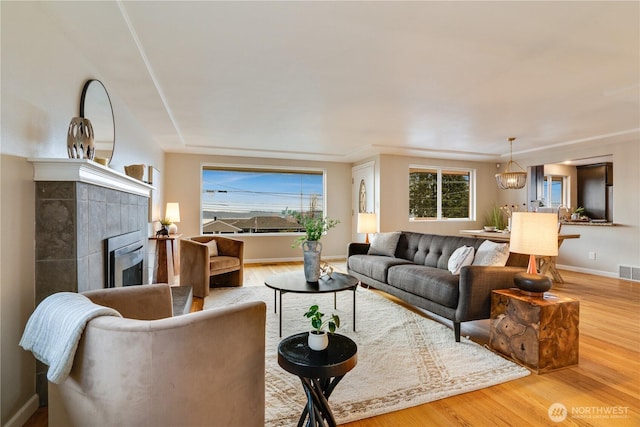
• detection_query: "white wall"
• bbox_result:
[375,154,501,235]
[358,143,639,278]
[164,153,353,262]
[0,2,164,424]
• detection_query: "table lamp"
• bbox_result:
[165,202,181,234]
[509,212,558,297]
[357,212,377,244]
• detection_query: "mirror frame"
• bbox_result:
[80,79,115,165]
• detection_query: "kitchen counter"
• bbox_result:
[560,220,615,226]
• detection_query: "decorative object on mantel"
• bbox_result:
[495,137,527,189]
[509,212,558,296]
[67,117,95,160]
[124,164,145,181]
[165,202,181,234]
[93,157,109,166]
[291,213,340,282]
[80,79,115,165]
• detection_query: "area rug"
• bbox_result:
[204,285,530,426]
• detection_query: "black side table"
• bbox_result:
[278,333,358,427]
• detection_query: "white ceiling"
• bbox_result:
[40,1,639,163]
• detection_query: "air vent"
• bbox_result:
[619,265,640,282]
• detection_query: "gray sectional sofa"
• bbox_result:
[347,231,527,341]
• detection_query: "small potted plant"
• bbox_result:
[304,304,340,351]
[571,207,586,221]
[156,217,171,237]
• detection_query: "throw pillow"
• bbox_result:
[205,240,218,257]
[472,240,510,266]
[447,246,475,275]
[368,232,401,257]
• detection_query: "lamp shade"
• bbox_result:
[165,202,181,223]
[509,212,558,256]
[357,212,377,234]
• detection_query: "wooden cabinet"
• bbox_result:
[489,289,579,374]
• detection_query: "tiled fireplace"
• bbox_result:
[30,158,152,405]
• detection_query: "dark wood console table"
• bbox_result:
[149,234,182,285]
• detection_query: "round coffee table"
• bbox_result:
[278,332,357,427]
[265,271,358,337]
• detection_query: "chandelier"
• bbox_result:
[495,137,527,189]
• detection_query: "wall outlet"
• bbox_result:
[588,251,596,260]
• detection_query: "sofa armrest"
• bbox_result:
[51,301,266,427]
[83,283,173,320]
[455,265,525,322]
[348,242,370,257]
[180,238,211,297]
[213,236,244,262]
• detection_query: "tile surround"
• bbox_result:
[31,160,152,405]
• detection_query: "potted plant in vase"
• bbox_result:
[304,304,340,351]
[291,213,339,282]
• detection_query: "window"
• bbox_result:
[542,175,567,209]
[409,166,474,221]
[201,165,325,234]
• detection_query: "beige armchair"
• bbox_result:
[180,235,244,298]
[48,283,266,427]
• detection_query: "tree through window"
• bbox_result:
[409,166,474,220]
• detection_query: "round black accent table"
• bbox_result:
[278,333,357,427]
[265,271,358,336]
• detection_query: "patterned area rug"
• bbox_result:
[204,285,530,426]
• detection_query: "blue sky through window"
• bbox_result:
[202,168,324,215]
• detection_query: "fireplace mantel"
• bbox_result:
[28,158,153,197]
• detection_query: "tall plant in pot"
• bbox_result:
[291,213,339,282]
[304,304,340,351]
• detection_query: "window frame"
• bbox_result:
[408,165,476,222]
[542,174,568,209]
[200,163,328,236]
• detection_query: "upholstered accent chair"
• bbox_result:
[48,283,266,427]
[180,235,244,298]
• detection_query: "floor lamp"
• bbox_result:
[357,212,377,244]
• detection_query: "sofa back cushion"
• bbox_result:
[395,232,486,269]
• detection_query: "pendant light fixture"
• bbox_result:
[495,137,527,189]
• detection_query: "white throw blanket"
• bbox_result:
[19,292,121,384]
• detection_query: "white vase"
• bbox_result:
[307,330,329,351]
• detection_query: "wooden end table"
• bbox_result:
[489,288,579,374]
[278,332,357,427]
[265,271,358,337]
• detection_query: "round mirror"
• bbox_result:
[80,79,115,165]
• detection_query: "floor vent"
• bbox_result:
[619,265,640,282]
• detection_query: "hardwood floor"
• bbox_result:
[24,263,639,426]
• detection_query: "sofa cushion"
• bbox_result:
[348,254,412,283]
[447,246,475,275]
[209,256,240,272]
[387,265,460,309]
[472,240,509,266]
[368,232,401,257]
[206,240,219,257]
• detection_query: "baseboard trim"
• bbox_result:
[556,264,618,279]
[5,394,39,427]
